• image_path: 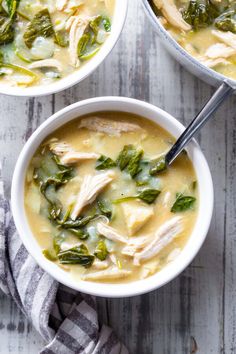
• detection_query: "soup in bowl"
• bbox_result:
[0,0,127,96]
[143,0,236,86]
[11,97,213,297]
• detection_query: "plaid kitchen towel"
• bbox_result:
[0,169,128,354]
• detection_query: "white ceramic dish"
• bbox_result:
[11,97,214,298]
[0,1,128,97]
[141,0,236,88]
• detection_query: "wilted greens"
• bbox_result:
[96,155,116,170]
[183,0,219,30]
[171,194,196,213]
[215,10,236,33]
[58,245,95,267]
[94,240,109,261]
[117,145,143,177]
[23,9,54,48]
[113,188,161,205]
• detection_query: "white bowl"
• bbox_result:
[141,0,236,87]
[11,97,214,297]
[0,1,128,97]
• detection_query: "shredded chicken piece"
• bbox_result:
[163,191,171,208]
[28,59,63,71]
[57,0,84,12]
[167,248,181,263]
[92,260,109,270]
[66,16,89,67]
[140,259,160,279]
[133,217,183,266]
[71,171,115,220]
[198,57,229,68]
[109,253,118,266]
[205,43,236,59]
[153,0,191,31]
[79,117,143,136]
[97,222,128,244]
[82,267,131,281]
[50,141,71,155]
[61,152,99,165]
[212,30,236,49]
[122,235,152,257]
[49,140,99,164]
[56,0,68,11]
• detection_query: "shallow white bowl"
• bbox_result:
[142,0,236,87]
[0,1,128,97]
[11,97,214,297]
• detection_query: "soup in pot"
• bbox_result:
[150,0,236,80]
[25,112,198,283]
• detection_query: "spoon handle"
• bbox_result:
[165,81,234,165]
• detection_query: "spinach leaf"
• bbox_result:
[149,157,167,175]
[90,15,102,40]
[48,201,63,221]
[53,234,65,255]
[90,15,111,38]
[34,151,73,188]
[58,244,94,267]
[136,180,149,186]
[94,240,108,261]
[117,145,143,178]
[43,233,65,261]
[127,149,143,178]
[34,149,74,226]
[61,215,96,229]
[23,9,54,48]
[0,3,13,45]
[43,249,57,261]
[0,17,14,44]
[96,155,116,170]
[6,0,20,18]
[0,0,20,45]
[171,195,196,213]
[192,180,197,191]
[67,228,89,240]
[113,188,161,205]
[215,10,236,33]
[77,32,91,57]
[102,17,111,32]
[54,30,69,47]
[137,189,161,204]
[183,0,219,30]
[116,145,136,170]
[97,200,112,218]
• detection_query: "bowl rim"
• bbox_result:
[0,0,128,97]
[11,96,214,298]
[141,0,236,87]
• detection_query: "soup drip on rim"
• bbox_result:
[150,0,236,80]
[25,112,198,283]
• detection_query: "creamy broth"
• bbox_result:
[150,0,236,80]
[0,0,114,87]
[25,112,198,283]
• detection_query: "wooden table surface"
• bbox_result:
[1,2,236,353]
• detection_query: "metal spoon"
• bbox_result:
[165,81,235,166]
